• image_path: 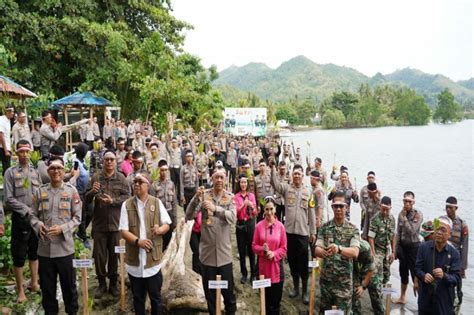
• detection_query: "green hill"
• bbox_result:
[214,56,474,106]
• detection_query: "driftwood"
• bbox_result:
[161,220,208,311]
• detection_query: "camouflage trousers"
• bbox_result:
[320,278,353,314]
[353,257,385,315]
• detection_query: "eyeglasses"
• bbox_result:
[133,180,146,186]
[332,204,344,209]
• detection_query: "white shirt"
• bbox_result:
[0,115,11,151]
[119,197,171,278]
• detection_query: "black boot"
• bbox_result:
[109,277,119,297]
[302,279,309,305]
[95,278,107,299]
[288,276,299,298]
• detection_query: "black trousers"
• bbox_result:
[162,223,174,252]
[398,242,419,284]
[11,212,38,267]
[0,147,11,175]
[92,231,120,282]
[129,271,163,315]
[275,204,285,223]
[170,167,181,202]
[38,254,78,315]
[184,187,197,213]
[236,220,256,278]
[265,281,284,315]
[190,231,202,275]
[77,195,93,241]
[226,166,236,192]
[286,233,309,281]
[202,263,236,315]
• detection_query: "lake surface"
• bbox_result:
[286,119,474,308]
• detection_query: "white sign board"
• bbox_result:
[73,259,93,268]
[381,287,398,295]
[308,260,320,268]
[209,280,229,289]
[114,246,126,253]
[252,278,271,289]
[324,310,344,315]
[223,107,267,137]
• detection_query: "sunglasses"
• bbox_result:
[332,204,345,209]
[133,180,147,186]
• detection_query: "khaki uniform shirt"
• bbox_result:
[254,172,274,202]
[275,172,291,206]
[396,208,423,245]
[196,153,209,181]
[153,179,177,226]
[12,122,32,148]
[271,167,316,236]
[4,165,41,217]
[180,164,199,198]
[185,189,236,267]
[30,183,82,258]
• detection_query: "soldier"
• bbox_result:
[12,111,32,148]
[360,182,381,239]
[274,160,290,223]
[39,110,62,158]
[270,162,316,304]
[4,140,41,302]
[185,168,237,315]
[85,150,131,298]
[352,239,384,315]
[309,170,325,231]
[445,196,468,312]
[368,196,396,285]
[119,172,171,315]
[180,150,199,211]
[153,160,177,251]
[254,159,274,220]
[29,157,82,315]
[394,191,423,304]
[315,191,360,313]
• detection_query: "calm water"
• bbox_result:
[287,119,474,307]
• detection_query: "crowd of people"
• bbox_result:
[0,105,468,315]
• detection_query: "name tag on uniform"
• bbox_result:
[114,246,126,253]
[209,280,228,289]
[252,278,271,289]
[73,259,93,268]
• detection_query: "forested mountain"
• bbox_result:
[215,56,474,106]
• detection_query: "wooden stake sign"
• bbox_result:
[74,254,91,315]
[308,258,320,315]
[252,275,271,315]
[116,239,127,312]
[215,275,222,315]
[382,283,397,315]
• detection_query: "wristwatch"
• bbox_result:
[338,245,342,253]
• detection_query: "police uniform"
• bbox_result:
[180,163,199,212]
[316,219,360,313]
[167,144,182,195]
[39,123,61,158]
[396,208,423,286]
[254,170,274,219]
[311,182,326,229]
[30,182,82,315]
[12,121,32,148]
[153,178,177,251]
[271,166,316,299]
[195,152,209,186]
[352,240,384,315]
[85,169,131,294]
[225,148,238,191]
[4,165,41,268]
[368,211,396,284]
[274,171,290,222]
[185,188,237,315]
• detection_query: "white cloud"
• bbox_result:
[172,0,473,81]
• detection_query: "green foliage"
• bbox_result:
[74,237,90,259]
[275,104,298,125]
[0,216,13,272]
[0,0,223,131]
[393,89,431,125]
[433,89,462,123]
[322,108,346,129]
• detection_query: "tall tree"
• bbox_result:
[433,89,462,123]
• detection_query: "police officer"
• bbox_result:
[166,137,182,196]
[29,157,82,315]
[360,182,381,240]
[368,196,396,285]
[274,160,290,223]
[394,191,423,304]
[195,140,209,186]
[445,196,468,312]
[305,157,327,186]
[4,140,41,302]
[11,111,32,148]
[309,170,325,231]
[270,162,316,304]
[39,110,62,158]
[180,150,199,211]
[153,160,177,251]
[255,159,274,220]
[315,191,360,313]
[185,168,237,315]
[225,141,238,191]
[85,150,131,298]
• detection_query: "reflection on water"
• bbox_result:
[287,120,473,308]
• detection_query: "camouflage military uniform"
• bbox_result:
[316,219,360,313]
[352,240,384,315]
[368,211,396,284]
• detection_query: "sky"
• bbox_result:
[171,0,473,81]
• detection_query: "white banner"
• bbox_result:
[223,107,267,136]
